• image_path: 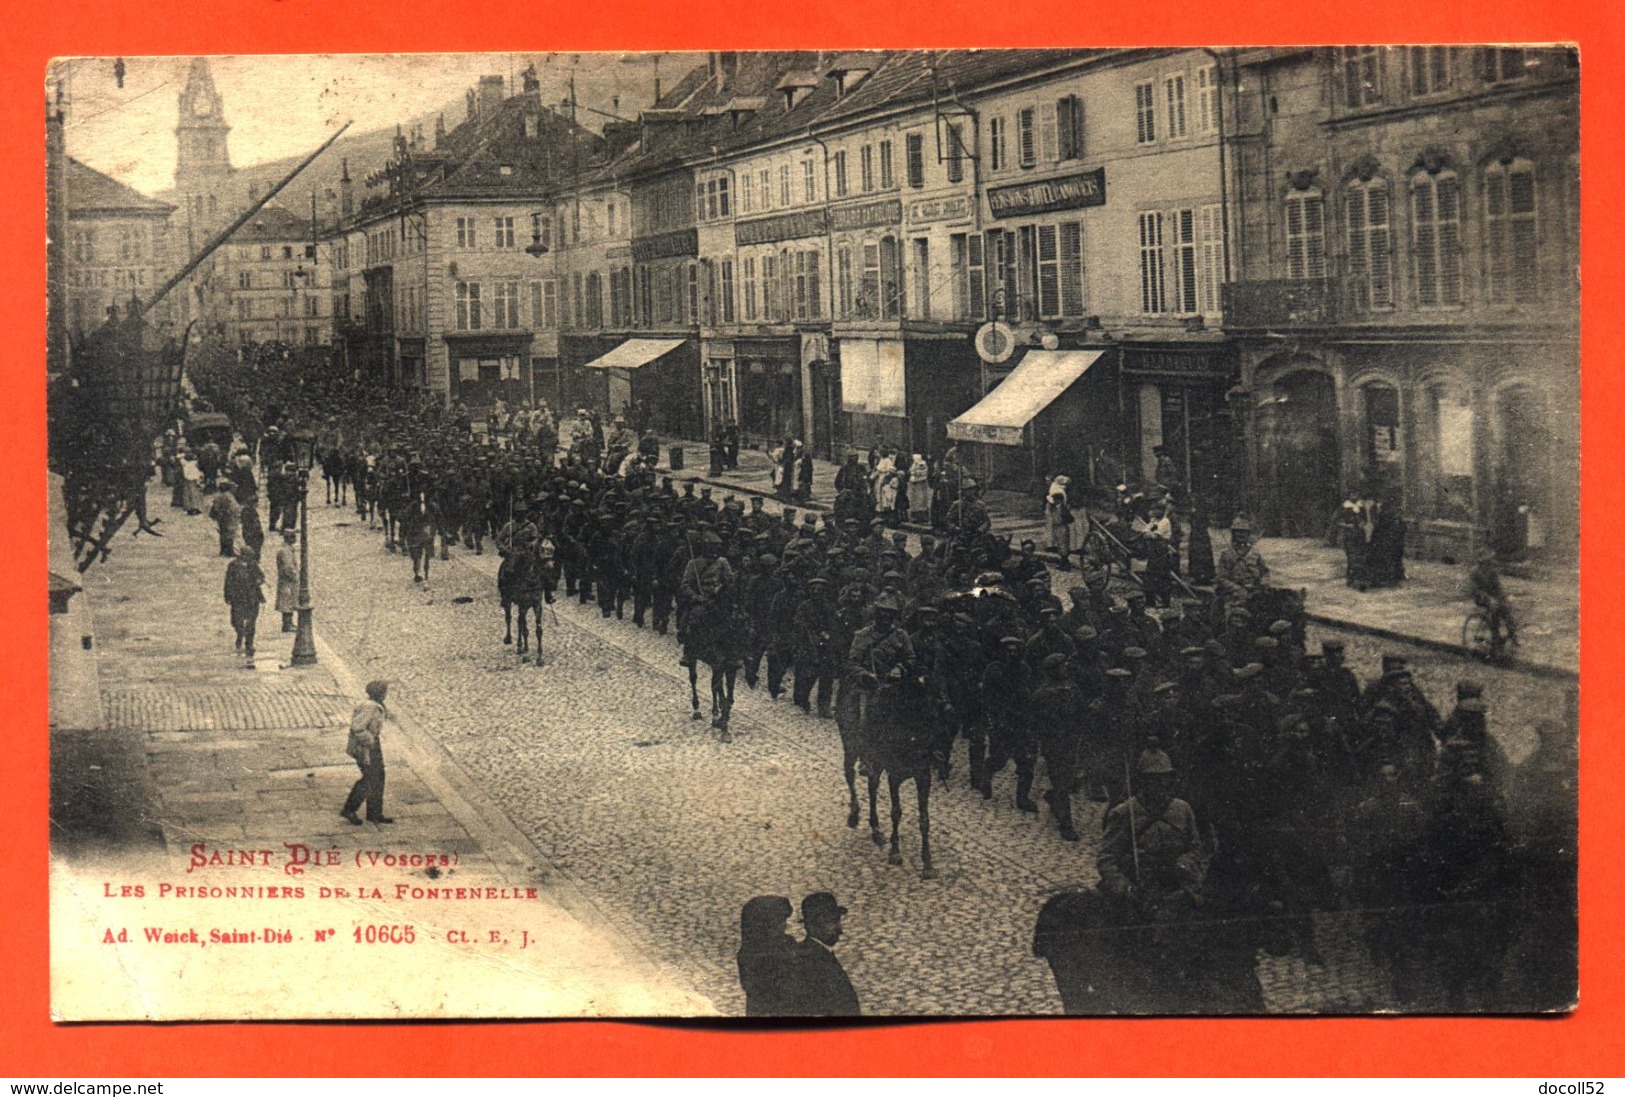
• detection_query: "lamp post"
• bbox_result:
[288,429,318,666]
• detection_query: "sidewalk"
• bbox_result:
[48,482,713,1019]
[653,438,1578,678]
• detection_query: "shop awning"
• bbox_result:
[581,338,686,371]
[947,349,1106,446]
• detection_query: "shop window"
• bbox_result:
[1363,382,1403,475]
[1424,383,1475,520]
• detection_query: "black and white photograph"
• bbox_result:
[45,47,1578,1019]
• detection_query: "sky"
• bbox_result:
[51,52,694,196]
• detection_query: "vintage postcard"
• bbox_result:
[46,47,1577,1020]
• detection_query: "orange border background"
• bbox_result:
[5,0,1619,1077]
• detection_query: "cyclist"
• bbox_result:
[1468,550,1518,654]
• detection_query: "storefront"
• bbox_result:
[733,335,802,445]
[444,333,531,409]
[1117,341,1240,520]
[948,346,1117,493]
[574,335,702,439]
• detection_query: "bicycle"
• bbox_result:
[1462,601,1518,663]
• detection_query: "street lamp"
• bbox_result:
[287,429,318,666]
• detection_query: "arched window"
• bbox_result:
[1345,177,1394,310]
[1361,380,1404,494]
[1484,158,1539,304]
[1411,169,1464,307]
[1420,381,1474,519]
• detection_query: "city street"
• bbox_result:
[285,487,1568,1015]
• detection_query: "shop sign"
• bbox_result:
[631,227,698,262]
[907,195,972,224]
[735,208,829,247]
[1120,349,1227,378]
[830,199,902,233]
[987,168,1106,219]
[947,420,1024,446]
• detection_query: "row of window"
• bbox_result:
[1132,68,1220,146]
[69,226,157,264]
[1340,46,1571,111]
[236,269,319,290]
[1281,157,1571,309]
[234,296,322,320]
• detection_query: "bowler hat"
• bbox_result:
[799,892,847,923]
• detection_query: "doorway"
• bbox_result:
[1491,384,1553,558]
[1266,369,1341,537]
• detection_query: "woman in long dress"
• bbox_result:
[736,895,798,1017]
[873,450,899,514]
[1046,474,1074,569]
[908,454,933,523]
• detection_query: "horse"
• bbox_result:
[682,596,741,742]
[498,541,552,661]
[838,669,939,879]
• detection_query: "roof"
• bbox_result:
[65,158,174,216]
[229,204,310,243]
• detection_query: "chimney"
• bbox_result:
[435,113,446,148]
[720,51,739,91]
[521,63,540,96]
[340,158,353,218]
[466,88,477,123]
[478,75,505,120]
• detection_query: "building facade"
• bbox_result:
[214,205,330,347]
[62,158,176,341]
[1225,46,1579,560]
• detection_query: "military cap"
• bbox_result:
[826,546,845,558]
[1038,604,1061,617]
[1043,652,1070,670]
[1381,655,1408,673]
[1179,645,1205,658]
[917,605,940,616]
[1254,635,1279,650]
[807,575,828,586]
[999,635,1024,647]
[919,534,937,546]
[974,571,1005,587]
[801,514,817,525]
[1073,625,1099,642]
[1152,680,1180,694]
[891,531,908,543]
[882,569,905,582]
[1126,589,1147,603]
[700,486,714,495]
[1269,619,1293,635]
[701,532,723,547]
[1106,667,1133,679]
[1322,639,1346,653]
[1230,515,1252,532]
[512,500,529,514]
[1122,646,1147,660]
[1020,538,1037,550]
[1204,639,1227,657]
[1109,604,1129,616]
[951,613,976,626]
[1067,586,1089,601]
[874,593,903,612]
[1456,680,1485,700]
[1234,662,1265,681]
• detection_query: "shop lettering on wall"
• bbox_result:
[630,228,698,262]
[907,195,971,224]
[735,208,829,247]
[1121,350,1225,377]
[829,199,902,233]
[987,168,1106,219]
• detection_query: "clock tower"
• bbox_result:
[174,58,232,236]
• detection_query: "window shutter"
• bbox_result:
[1414,180,1438,306]
[1037,224,1060,317]
[1286,196,1306,279]
[968,234,986,320]
[807,250,822,318]
[1039,103,1058,163]
[1060,222,1084,316]
[1346,186,1368,308]
[1018,107,1036,166]
[1368,184,1393,307]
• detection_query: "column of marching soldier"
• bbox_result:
[203,368,1573,1008]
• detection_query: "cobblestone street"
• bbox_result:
[303,491,1572,1015]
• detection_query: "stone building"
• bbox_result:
[1224,46,1579,560]
[62,157,176,341]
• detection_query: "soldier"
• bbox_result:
[628,515,664,628]
[1031,653,1084,841]
[402,490,440,583]
[792,576,839,718]
[979,635,1036,810]
[742,552,783,688]
[838,591,917,737]
[1215,515,1270,607]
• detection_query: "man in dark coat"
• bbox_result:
[224,545,264,665]
[786,892,860,1017]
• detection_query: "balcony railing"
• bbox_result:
[1222,278,1338,329]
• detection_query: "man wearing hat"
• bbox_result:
[208,478,241,557]
[1216,514,1270,607]
[841,592,915,699]
[792,576,840,717]
[948,478,991,541]
[979,634,1037,809]
[274,528,300,632]
[1095,745,1205,1003]
[223,543,265,666]
[340,680,395,827]
[783,892,859,1016]
[1031,653,1085,841]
